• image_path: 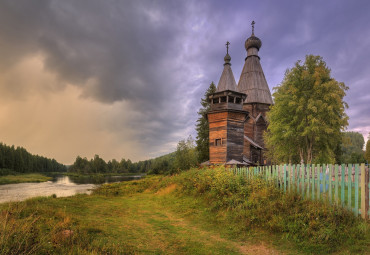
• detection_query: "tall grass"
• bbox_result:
[0,197,136,254]
[172,167,369,253]
[94,167,369,253]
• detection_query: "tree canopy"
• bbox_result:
[195,82,216,163]
[340,131,365,163]
[365,133,370,163]
[265,55,348,164]
[0,142,66,174]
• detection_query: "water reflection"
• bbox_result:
[0,175,142,203]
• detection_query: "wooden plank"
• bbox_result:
[301,164,305,197]
[323,164,326,196]
[292,164,296,191]
[284,164,287,192]
[341,164,345,206]
[317,164,321,200]
[329,164,333,204]
[348,164,352,211]
[365,166,369,220]
[335,164,339,205]
[361,164,366,219]
[311,164,315,200]
[306,164,310,198]
[297,164,300,193]
[355,164,359,217]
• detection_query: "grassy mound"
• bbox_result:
[95,167,369,253]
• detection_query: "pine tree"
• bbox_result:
[195,82,216,163]
[265,55,348,164]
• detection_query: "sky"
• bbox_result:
[0,0,369,164]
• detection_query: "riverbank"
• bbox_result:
[0,173,52,185]
[1,167,369,254]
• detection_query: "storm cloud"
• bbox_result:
[0,0,369,163]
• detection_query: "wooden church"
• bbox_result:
[207,22,273,166]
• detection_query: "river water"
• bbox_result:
[0,175,142,203]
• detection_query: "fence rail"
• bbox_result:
[230,164,370,219]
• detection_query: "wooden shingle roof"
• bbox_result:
[237,33,273,105]
[216,55,237,92]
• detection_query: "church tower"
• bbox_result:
[237,21,273,165]
[208,42,248,165]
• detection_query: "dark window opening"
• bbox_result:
[235,97,242,104]
[228,96,234,103]
[213,98,219,104]
[215,139,222,146]
[220,96,227,103]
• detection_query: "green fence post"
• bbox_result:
[335,164,339,205]
[283,164,286,192]
[317,164,321,200]
[323,164,326,195]
[311,164,315,200]
[292,164,296,191]
[355,164,359,216]
[329,164,333,204]
[297,164,300,193]
[288,164,292,192]
[348,164,352,211]
[341,164,345,206]
[301,164,305,197]
[306,164,310,198]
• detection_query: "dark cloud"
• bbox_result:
[0,0,369,162]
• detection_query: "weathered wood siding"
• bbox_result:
[209,112,227,164]
[208,110,247,164]
[226,112,245,162]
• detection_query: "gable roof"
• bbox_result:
[244,135,264,149]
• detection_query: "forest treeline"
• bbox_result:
[0,142,66,175]
[68,136,198,174]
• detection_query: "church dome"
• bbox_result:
[224,53,231,64]
[245,35,262,50]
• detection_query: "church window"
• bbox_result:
[235,97,241,104]
[215,139,222,146]
[228,96,234,103]
[220,96,227,102]
[213,98,219,104]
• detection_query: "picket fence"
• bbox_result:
[230,163,370,219]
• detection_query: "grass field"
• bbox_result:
[1,167,370,254]
[0,173,52,185]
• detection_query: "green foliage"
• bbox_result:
[195,82,216,163]
[265,55,349,164]
[365,133,370,163]
[173,136,198,173]
[0,142,66,174]
[174,168,368,253]
[340,132,365,163]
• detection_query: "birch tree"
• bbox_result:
[265,55,348,164]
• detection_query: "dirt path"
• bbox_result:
[97,192,284,255]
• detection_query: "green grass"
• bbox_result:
[0,173,52,185]
[1,167,370,254]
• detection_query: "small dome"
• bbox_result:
[245,35,262,50]
[224,53,231,64]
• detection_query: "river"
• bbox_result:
[0,174,142,203]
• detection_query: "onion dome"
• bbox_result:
[245,21,262,50]
[245,35,262,50]
[224,53,231,65]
